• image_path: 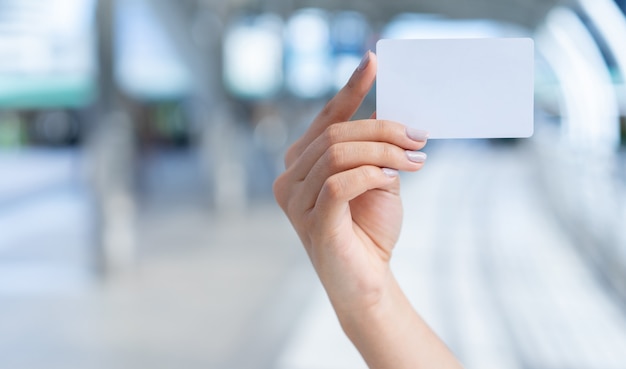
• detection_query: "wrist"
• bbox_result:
[334,276,463,369]
[335,273,407,340]
[321,264,396,323]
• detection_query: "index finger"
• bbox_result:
[286,51,377,168]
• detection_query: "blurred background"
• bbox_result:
[0,0,626,368]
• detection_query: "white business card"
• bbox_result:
[376,38,534,139]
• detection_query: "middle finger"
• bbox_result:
[286,119,428,182]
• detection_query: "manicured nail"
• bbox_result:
[406,127,429,142]
[406,151,427,163]
[382,168,399,177]
[357,51,371,71]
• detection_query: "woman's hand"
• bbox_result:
[273,51,428,315]
[274,51,462,369]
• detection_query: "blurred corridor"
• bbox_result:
[1,0,626,368]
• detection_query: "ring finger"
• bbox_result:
[294,141,426,213]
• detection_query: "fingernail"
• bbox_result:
[406,127,429,142]
[406,151,427,163]
[382,168,399,177]
[357,50,371,71]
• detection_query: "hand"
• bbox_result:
[273,51,428,315]
[274,51,463,369]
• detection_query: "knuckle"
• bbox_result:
[373,119,394,139]
[357,166,378,186]
[324,124,343,145]
[345,75,368,98]
[284,140,301,167]
[318,101,335,121]
[326,143,347,167]
[322,175,345,200]
[373,119,386,132]
[272,174,288,208]
[345,76,357,91]
[380,144,395,161]
[284,185,305,217]
[363,166,379,181]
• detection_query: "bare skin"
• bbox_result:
[273,51,463,369]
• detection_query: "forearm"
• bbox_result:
[336,275,463,369]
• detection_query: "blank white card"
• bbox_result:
[376,38,534,139]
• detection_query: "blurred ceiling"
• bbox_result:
[199,0,567,28]
[144,0,570,102]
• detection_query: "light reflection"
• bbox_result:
[223,13,284,99]
[536,6,620,152]
[114,0,191,100]
[285,8,332,98]
[0,0,96,108]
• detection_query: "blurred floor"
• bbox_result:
[0,149,92,294]
[1,139,626,369]
[0,147,316,369]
